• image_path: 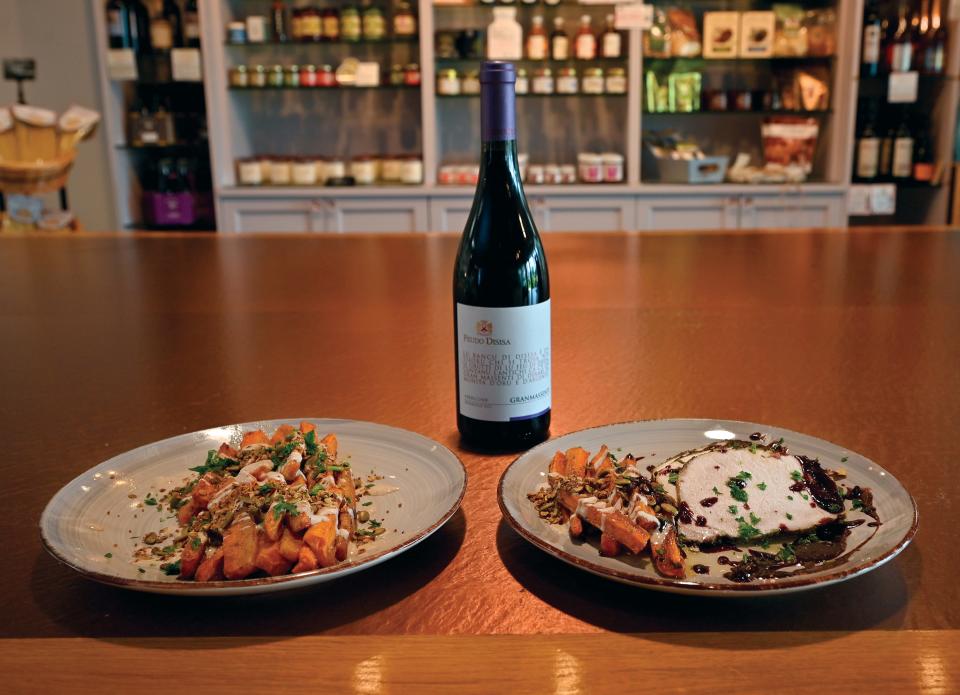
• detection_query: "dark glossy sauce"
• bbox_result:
[716,555,731,565]
[699,496,718,507]
[798,455,844,513]
[692,564,710,574]
[677,501,694,525]
[695,515,707,526]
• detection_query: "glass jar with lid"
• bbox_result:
[404,64,421,86]
[318,64,336,87]
[515,68,529,94]
[341,6,361,41]
[249,65,268,88]
[300,7,322,42]
[351,156,378,185]
[401,156,424,184]
[605,67,626,94]
[300,64,318,87]
[324,158,347,182]
[393,2,417,37]
[390,64,405,86]
[285,65,301,87]
[268,65,285,87]
[321,8,340,41]
[290,9,304,41]
[237,157,263,185]
[582,68,604,94]
[381,156,403,182]
[362,6,386,40]
[461,70,480,94]
[437,69,460,95]
[270,157,293,185]
[556,67,578,94]
[229,65,249,88]
[532,67,554,94]
[292,158,318,186]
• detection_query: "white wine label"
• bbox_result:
[457,301,551,423]
[862,26,881,64]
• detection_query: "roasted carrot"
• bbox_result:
[569,514,584,539]
[179,536,207,579]
[223,513,258,580]
[321,433,338,459]
[651,525,685,579]
[565,447,589,478]
[304,516,338,568]
[279,459,300,482]
[588,446,610,475]
[255,541,293,577]
[548,451,567,477]
[263,503,285,542]
[601,513,650,555]
[217,442,239,459]
[176,499,198,526]
[279,527,303,563]
[195,548,225,582]
[287,510,311,534]
[300,421,317,436]
[292,545,318,573]
[240,429,269,448]
[191,475,220,509]
[270,424,296,445]
[599,533,622,557]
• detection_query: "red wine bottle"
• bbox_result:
[453,61,551,451]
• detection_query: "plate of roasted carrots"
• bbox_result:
[499,419,917,595]
[40,419,466,595]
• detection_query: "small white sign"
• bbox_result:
[614,3,653,30]
[887,71,919,103]
[847,185,872,216]
[171,48,203,82]
[355,62,381,87]
[106,49,138,81]
[870,184,896,215]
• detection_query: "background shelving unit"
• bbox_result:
[92,0,958,232]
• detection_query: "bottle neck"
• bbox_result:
[479,77,521,179]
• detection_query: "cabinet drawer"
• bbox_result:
[739,193,847,229]
[329,198,428,233]
[532,195,636,232]
[219,199,321,233]
[636,195,739,231]
[429,197,474,233]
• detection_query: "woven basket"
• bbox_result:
[0,152,76,195]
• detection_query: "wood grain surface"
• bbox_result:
[2,229,958,691]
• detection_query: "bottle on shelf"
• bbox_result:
[487,8,523,61]
[150,8,174,52]
[886,1,913,72]
[600,14,621,59]
[861,1,883,77]
[891,117,914,179]
[162,0,183,48]
[106,0,132,49]
[526,16,548,60]
[321,7,340,42]
[575,15,596,61]
[856,102,881,180]
[453,61,551,451]
[130,0,152,54]
[923,0,947,74]
[912,121,934,182]
[271,0,289,43]
[183,0,200,48]
[879,123,896,178]
[393,1,417,38]
[551,17,569,60]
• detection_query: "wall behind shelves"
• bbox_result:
[1,1,116,231]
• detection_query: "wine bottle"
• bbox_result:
[453,61,551,451]
[892,118,914,179]
[162,0,184,48]
[184,0,201,48]
[856,104,880,180]
[551,17,569,60]
[861,2,882,77]
[887,2,912,72]
[106,0,131,49]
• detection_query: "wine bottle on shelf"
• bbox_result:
[879,123,896,178]
[184,0,201,48]
[272,0,290,43]
[162,0,183,48]
[861,1,883,77]
[601,14,621,59]
[924,0,947,74]
[106,0,131,49]
[575,15,596,60]
[892,117,914,179]
[130,0,152,54]
[551,17,569,60]
[856,103,880,180]
[527,15,548,60]
[886,1,912,72]
[453,61,551,451]
[912,124,934,182]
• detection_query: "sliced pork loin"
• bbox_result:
[675,447,838,544]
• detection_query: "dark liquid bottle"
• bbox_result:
[861,2,882,77]
[453,61,551,452]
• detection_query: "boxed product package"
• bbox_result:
[703,12,739,58]
[667,8,701,57]
[740,11,775,58]
[773,4,808,56]
[805,8,837,57]
[667,71,702,112]
[762,116,819,175]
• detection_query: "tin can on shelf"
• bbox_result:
[237,157,263,185]
[605,67,626,95]
[401,156,423,184]
[601,153,624,182]
[351,156,378,185]
[292,157,318,185]
[381,156,403,182]
[578,153,603,183]
[318,64,337,87]
[532,68,554,94]
[268,65,285,87]
[270,157,293,185]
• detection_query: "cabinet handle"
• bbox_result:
[741,197,754,207]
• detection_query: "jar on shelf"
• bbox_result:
[362,6,386,41]
[404,63,421,86]
[461,70,480,95]
[390,64,406,86]
[393,2,417,37]
[258,155,274,183]
[532,68,554,94]
[527,165,545,184]
[300,64,318,87]
[290,9,304,41]
[292,157,318,185]
[601,152,624,182]
[246,15,268,43]
[557,67,578,94]
[605,67,626,95]
[437,69,461,95]
[560,164,577,184]
[237,157,263,185]
[381,156,403,182]
[285,65,301,87]
[582,68,604,95]
[545,164,563,184]
[249,65,268,88]
[268,65,285,87]
[401,156,424,184]
[271,157,293,185]
[321,8,340,41]
[324,158,347,181]
[229,65,249,88]
[227,21,246,44]
[301,7,322,42]
[318,64,337,87]
[438,165,457,185]
[351,156,378,185]
[578,153,603,183]
[341,6,361,42]
[515,68,529,95]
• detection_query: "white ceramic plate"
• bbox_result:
[41,418,467,595]
[499,419,918,596]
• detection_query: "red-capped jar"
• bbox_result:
[300,64,318,87]
[403,63,421,86]
[318,64,336,87]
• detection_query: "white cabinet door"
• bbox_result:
[535,195,636,232]
[429,197,474,232]
[219,199,325,233]
[636,195,739,231]
[328,198,429,233]
[738,193,847,229]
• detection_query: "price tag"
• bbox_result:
[171,48,203,82]
[106,49,138,81]
[846,185,872,216]
[869,184,897,215]
[614,3,653,30]
[887,71,919,103]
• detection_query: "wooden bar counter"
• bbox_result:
[2,228,958,693]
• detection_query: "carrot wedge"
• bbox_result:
[179,536,207,579]
[587,446,610,476]
[651,525,686,579]
[240,430,269,448]
[223,513,258,579]
[255,541,293,576]
[304,516,338,568]
[195,548,225,582]
[564,447,589,478]
[300,421,317,436]
[279,527,303,563]
[263,504,285,542]
[569,514,584,539]
[270,424,295,445]
[292,545,318,574]
[602,513,650,555]
[600,533,622,557]
[321,434,338,459]
[548,451,568,477]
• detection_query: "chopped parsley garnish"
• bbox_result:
[304,429,318,455]
[749,443,758,454]
[144,495,158,506]
[258,483,276,495]
[757,482,767,491]
[712,486,720,495]
[728,505,738,515]
[138,567,146,574]
[160,560,181,576]
[786,513,793,520]
[841,456,848,463]
[735,471,752,480]
[787,495,794,501]
[104,552,112,559]
[852,499,864,510]
[368,519,382,528]
[272,501,299,519]
[667,471,679,485]
[777,544,797,563]
[790,470,803,482]
[309,483,324,497]
[362,501,373,506]
[607,452,618,463]
[801,494,809,501]
[735,518,761,539]
[726,479,749,503]
[190,449,233,475]
[191,536,202,549]
[749,512,761,525]
[271,441,298,468]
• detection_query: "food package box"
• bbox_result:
[703,12,739,59]
[643,146,729,184]
[740,11,775,58]
[762,117,819,174]
[142,191,196,227]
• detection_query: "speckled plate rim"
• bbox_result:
[498,418,919,596]
[40,418,467,596]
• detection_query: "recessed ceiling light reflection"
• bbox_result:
[704,429,736,440]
